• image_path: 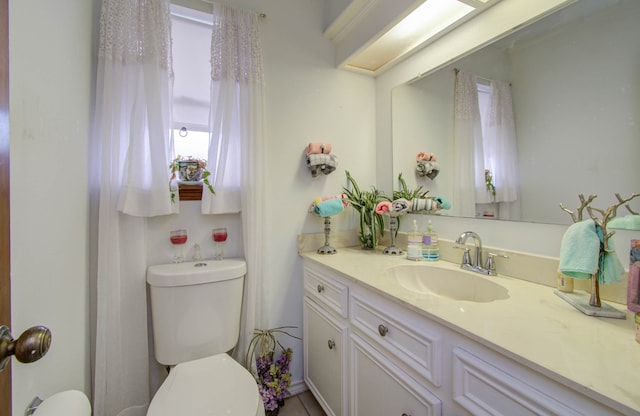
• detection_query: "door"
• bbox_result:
[0,0,10,414]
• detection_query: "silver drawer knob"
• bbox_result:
[317,284,324,293]
[327,339,336,350]
[378,324,389,337]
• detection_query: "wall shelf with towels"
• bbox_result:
[305,142,337,177]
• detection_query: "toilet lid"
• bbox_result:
[148,353,263,416]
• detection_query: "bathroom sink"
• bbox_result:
[384,264,509,302]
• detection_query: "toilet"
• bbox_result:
[31,390,91,416]
[146,259,265,416]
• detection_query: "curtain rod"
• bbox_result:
[199,0,266,18]
[454,68,511,86]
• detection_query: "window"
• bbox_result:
[171,5,212,199]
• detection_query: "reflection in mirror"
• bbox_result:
[392,0,639,225]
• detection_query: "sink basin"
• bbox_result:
[385,264,509,302]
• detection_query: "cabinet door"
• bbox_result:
[351,334,442,416]
[303,297,348,416]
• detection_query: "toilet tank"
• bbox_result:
[147,259,246,366]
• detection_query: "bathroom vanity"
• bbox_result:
[301,248,639,416]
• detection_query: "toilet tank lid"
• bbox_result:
[147,259,246,287]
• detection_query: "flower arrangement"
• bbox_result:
[169,155,215,202]
[484,169,496,199]
[245,327,300,415]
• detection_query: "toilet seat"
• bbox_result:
[147,353,264,416]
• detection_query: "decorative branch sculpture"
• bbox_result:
[559,193,597,223]
[560,193,640,307]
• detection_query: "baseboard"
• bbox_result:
[288,379,308,396]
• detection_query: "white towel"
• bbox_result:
[307,154,338,176]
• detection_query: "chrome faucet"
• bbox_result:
[455,231,483,270]
[454,231,508,276]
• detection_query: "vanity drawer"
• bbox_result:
[350,290,442,387]
[351,334,442,416]
[304,265,348,318]
[452,347,623,416]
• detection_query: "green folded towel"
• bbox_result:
[595,226,624,285]
[558,220,600,279]
[558,219,625,284]
[608,215,640,231]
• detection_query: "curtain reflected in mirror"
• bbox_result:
[453,69,520,220]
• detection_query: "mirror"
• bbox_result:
[392,0,639,225]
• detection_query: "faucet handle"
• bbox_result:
[485,252,509,275]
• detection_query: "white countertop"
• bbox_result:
[301,247,640,415]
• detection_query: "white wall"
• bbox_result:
[9,0,97,414]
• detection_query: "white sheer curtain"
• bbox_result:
[204,3,267,364]
[483,80,521,220]
[92,0,175,415]
[453,70,484,217]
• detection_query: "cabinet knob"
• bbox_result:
[327,339,336,350]
[402,414,411,416]
[378,324,389,337]
[317,284,324,293]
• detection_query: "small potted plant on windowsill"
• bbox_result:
[169,155,215,202]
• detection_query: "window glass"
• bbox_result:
[173,127,209,162]
[171,5,212,162]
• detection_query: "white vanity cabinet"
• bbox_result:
[302,257,635,416]
[303,265,349,416]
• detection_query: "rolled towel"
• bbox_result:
[411,198,438,212]
[307,153,331,167]
[392,198,411,214]
[315,194,349,208]
[416,151,437,162]
[315,198,344,217]
[306,142,332,155]
[322,154,338,175]
[375,201,393,214]
[433,196,450,210]
[307,154,338,176]
[416,161,440,179]
[307,154,331,177]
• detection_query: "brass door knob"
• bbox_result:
[0,325,52,371]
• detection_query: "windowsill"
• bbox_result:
[178,183,203,201]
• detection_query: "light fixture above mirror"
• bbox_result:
[324,0,500,76]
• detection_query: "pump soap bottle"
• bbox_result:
[422,220,440,261]
[407,220,423,261]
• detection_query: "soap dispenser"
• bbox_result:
[422,220,440,261]
[407,220,423,261]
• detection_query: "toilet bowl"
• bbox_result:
[147,354,264,416]
[146,259,264,415]
[32,390,91,416]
